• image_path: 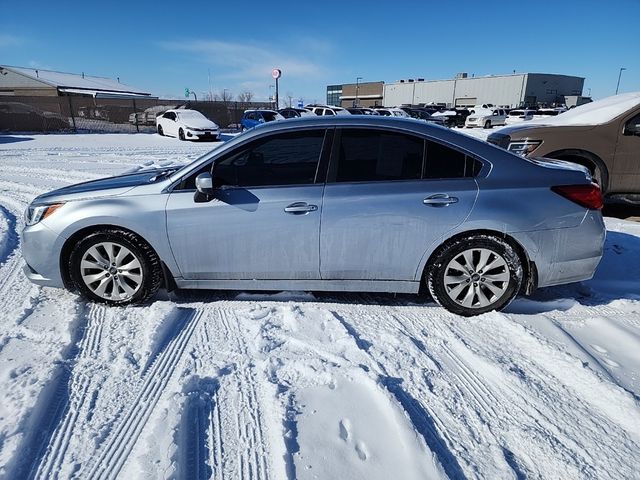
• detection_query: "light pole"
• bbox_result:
[355,77,363,107]
[615,67,626,95]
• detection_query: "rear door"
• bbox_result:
[320,128,479,281]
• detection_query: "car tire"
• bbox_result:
[68,229,162,305]
[484,120,492,129]
[157,125,164,136]
[426,235,523,317]
[178,128,185,141]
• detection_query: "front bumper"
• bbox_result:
[185,128,219,140]
[22,221,66,288]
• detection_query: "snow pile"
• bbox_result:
[529,92,640,126]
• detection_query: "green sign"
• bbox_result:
[184,88,190,98]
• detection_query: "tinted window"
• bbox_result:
[263,112,278,121]
[213,130,325,187]
[336,129,423,182]
[424,140,480,179]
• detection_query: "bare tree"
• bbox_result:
[285,92,293,108]
[237,90,254,104]
[214,89,234,103]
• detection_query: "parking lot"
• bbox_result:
[0,132,638,479]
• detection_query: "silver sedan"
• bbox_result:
[22,116,605,316]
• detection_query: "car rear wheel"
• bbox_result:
[68,229,162,305]
[426,235,523,316]
[157,125,164,136]
[178,128,185,141]
[484,120,492,129]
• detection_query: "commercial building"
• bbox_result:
[326,81,384,107]
[383,73,584,108]
[0,65,154,99]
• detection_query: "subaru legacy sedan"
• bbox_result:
[22,116,605,316]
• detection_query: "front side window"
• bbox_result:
[213,130,326,187]
[335,129,423,182]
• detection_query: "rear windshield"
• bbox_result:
[262,112,278,121]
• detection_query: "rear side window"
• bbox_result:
[336,129,424,182]
[213,130,326,187]
[424,140,481,179]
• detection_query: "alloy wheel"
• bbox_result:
[80,242,143,301]
[443,247,510,309]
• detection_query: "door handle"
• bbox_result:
[423,194,459,207]
[284,202,318,214]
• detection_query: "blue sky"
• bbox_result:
[1,0,637,103]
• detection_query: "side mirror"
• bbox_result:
[195,172,214,195]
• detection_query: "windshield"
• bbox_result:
[177,111,206,120]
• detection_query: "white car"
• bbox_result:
[465,108,508,128]
[374,107,411,118]
[305,104,351,116]
[156,109,220,141]
[505,109,537,124]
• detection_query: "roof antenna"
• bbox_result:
[117,77,120,83]
[82,72,85,79]
[35,69,39,78]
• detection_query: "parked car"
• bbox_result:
[465,108,508,128]
[22,116,604,317]
[305,104,351,116]
[0,102,71,132]
[346,107,379,115]
[403,108,447,126]
[278,107,314,119]
[374,107,411,118]
[240,109,285,130]
[431,108,471,128]
[505,109,537,124]
[156,109,220,140]
[488,92,640,199]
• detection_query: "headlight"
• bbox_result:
[508,140,542,156]
[25,203,64,226]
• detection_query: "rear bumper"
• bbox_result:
[511,211,606,288]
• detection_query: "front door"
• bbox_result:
[166,128,329,280]
[611,110,640,192]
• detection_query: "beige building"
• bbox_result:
[326,81,384,107]
[0,65,153,99]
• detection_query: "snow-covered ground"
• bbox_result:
[0,133,639,480]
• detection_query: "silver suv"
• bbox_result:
[22,116,605,316]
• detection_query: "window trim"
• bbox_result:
[325,127,488,184]
[173,127,332,191]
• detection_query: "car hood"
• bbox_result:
[180,117,219,129]
[32,169,171,204]
[496,123,596,138]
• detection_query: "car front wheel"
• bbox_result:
[68,229,162,305]
[157,125,164,136]
[484,120,492,129]
[426,235,523,316]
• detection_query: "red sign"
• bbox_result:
[271,68,282,79]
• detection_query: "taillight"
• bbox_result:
[551,184,603,210]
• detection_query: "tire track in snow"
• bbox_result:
[33,304,107,480]
[85,307,201,480]
[3,300,88,480]
[329,308,467,480]
[216,308,271,480]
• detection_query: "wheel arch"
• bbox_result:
[419,229,537,295]
[545,149,609,192]
[59,224,174,291]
